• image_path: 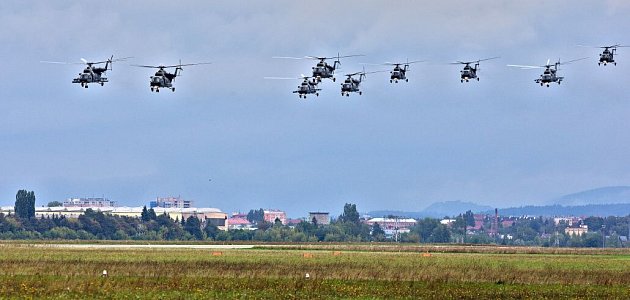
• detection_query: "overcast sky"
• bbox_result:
[2,1,630,216]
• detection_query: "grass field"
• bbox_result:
[0,243,629,299]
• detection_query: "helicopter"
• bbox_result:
[363,60,424,83]
[264,75,321,99]
[340,69,384,97]
[41,55,130,88]
[292,76,321,98]
[273,54,363,82]
[507,58,587,87]
[132,60,211,92]
[578,44,628,66]
[451,57,499,82]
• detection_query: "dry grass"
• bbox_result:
[0,244,628,298]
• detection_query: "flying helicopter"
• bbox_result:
[264,75,321,99]
[507,57,587,87]
[273,54,363,83]
[340,68,384,97]
[132,60,211,92]
[363,60,425,83]
[578,44,628,66]
[41,55,130,88]
[451,57,499,83]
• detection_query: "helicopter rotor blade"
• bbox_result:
[272,56,306,60]
[507,64,544,69]
[558,57,589,65]
[264,77,300,80]
[476,56,500,63]
[305,54,365,61]
[130,64,164,68]
[165,62,212,68]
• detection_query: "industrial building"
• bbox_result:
[0,206,228,230]
[308,212,330,225]
[263,209,287,224]
[63,197,117,207]
[149,196,193,208]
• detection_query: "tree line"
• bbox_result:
[3,190,630,247]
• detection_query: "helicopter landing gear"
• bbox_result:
[359,91,362,95]
[171,88,175,92]
[332,77,336,82]
[546,84,550,87]
[614,62,617,66]
[84,84,88,88]
[390,80,393,83]
[477,77,480,81]
[100,82,104,86]
[466,79,469,82]
[461,79,464,83]
[405,79,408,82]
[316,93,319,97]
[346,93,349,97]
[395,80,398,83]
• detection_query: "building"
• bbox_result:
[440,219,456,226]
[565,225,588,236]
[0,206,228,230]
[263,209,287,224]
[63,197,117,208]
[228,213,253,230]
[150,196,193,208]
[365,217,417,236]
[309,212,330,225]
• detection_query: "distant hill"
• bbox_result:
[367,210,427,219]
[552,186,630,206]
[369,200,493,219]
[491,203,630,217]
[422,201,493,218]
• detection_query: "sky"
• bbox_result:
[2,1,630,216]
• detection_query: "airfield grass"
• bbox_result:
[0,244,629,299]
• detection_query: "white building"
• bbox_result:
[63,197,117,207]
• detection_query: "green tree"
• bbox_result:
[47,201,63,207]
[15,190,35,219]
[339,203,360,224]
[184,216,204,240]
[141,206,150,222]
[371,222,385,240]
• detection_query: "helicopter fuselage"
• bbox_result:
[390,65,408,83]
[599,49,616,65]
[150,68,178,92]
[312,61,338,82]
[460,65,478,82]
[293,79,320,98]
[341,77,363,96]
[72,66,108,87]
[535,68,563,86]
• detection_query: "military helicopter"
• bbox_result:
[41,55,130,88]
[340,68,384,97]
[264,75,321,98]
[363,60,424,83]
[507,58,587,87]
[450,57,499,82]
[578,44,628,66]
[273,54,363,82]
[132,60,210,92]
